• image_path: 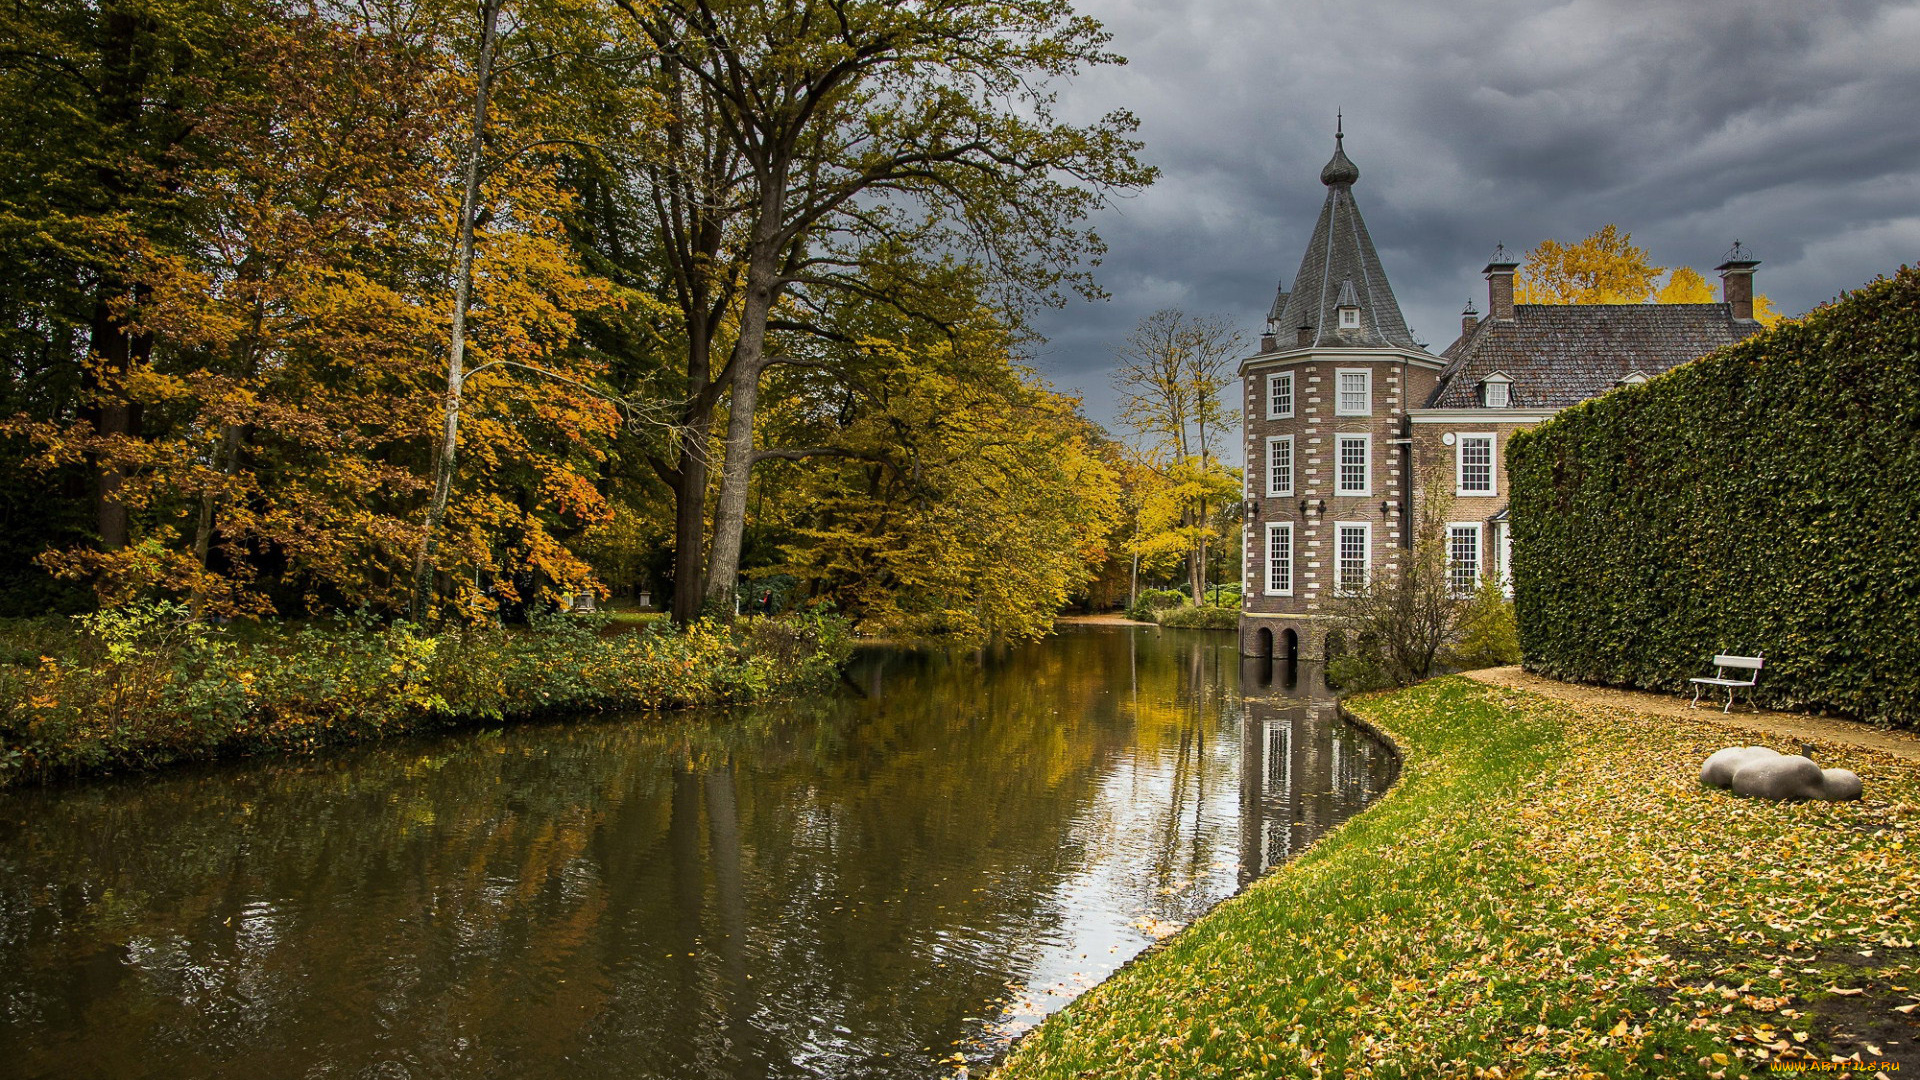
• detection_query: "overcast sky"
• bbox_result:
[1026,0,1920,451]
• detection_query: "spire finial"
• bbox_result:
[1320,116,1359,187]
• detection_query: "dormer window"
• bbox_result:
[1334,277,1361,330]
[1479,371,1513,408]
[1616,370,1649,386]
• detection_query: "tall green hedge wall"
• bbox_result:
[1506,266,1920,726]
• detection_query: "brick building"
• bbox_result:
[1239,129,1766,659]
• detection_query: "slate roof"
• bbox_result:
[1428,304,1764,409]
[1268,133,1423,352]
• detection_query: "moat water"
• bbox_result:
[0,625,1393,1079]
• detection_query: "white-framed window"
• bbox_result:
[1483,380,1510,407]
[1265,435,1294,497]
[1264,521,1294,596]
[1335,369,1371,416]
[1456,433,1495,495]
[1447,522,1482,596]
[1335,522,1371,595]
[1336,433,1371,496]
[1266,371,1294,420]
[1339,307,1360,329]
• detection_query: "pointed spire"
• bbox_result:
[1270,121,1420,352]
[1320,114,1359,187]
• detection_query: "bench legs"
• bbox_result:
[1690,683,1742,714]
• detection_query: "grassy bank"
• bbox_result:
[998,677,1920,1078]
[0,604,852,788]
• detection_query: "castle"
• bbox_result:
[1238,128,1765,660]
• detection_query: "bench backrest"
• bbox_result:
[1714,654,1764,670]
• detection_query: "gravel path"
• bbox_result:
[1463,665,1920,764]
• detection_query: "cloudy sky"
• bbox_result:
[1026,0,1920,448]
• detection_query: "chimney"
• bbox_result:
[1295,323,1314,348]
[1716,240,1760,322]
[1461,299,1480,338]
[1483,243,1518,321]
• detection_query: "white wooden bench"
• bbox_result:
[1689,653,1764,714]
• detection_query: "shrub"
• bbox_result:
[0,605,854,786]
[1325,464,1479,689]
[1507,265,1920,724]
[1443,579,1522,671]
[1156,604,1238,630]
[1203,584,1242,609]
[1126,587,1187,623]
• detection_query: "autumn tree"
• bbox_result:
[1514,225,1662,304]
[11,3,625,618]
[591,0,1152,621]
[754,277,1121,641]
[1110,309,1241,605]
[1517,225,1784,324]
[0,0,270,578]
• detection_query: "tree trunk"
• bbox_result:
[668,433,710,624]
[411,0,500,621]
[85,5,157,553]
[189,423,241,615]
[86,299,139,551]
[702,260,778,616]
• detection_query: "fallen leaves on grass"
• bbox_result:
[996,678,1920,1080]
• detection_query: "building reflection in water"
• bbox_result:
[1237,656,1396,887]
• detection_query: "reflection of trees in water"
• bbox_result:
[0,629,1390,1080]
[0,630,1223,1079]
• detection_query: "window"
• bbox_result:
[1266,371,1294,419]
[1456,434,1495,495]
[1336,434,1371,496]
[1448,523,1482,595]
[1264,521,1293,596]
[1265,435,1293,497]
[1335,523,1371,595]
[1339,307,1360,329]
[1483,381,1510,407]
[1335,369,1371,416]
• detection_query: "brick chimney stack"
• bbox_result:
[1295,323,1314,348]
[1483,243,1518,321]
[1716,240,1760,322]
[1461,299,1480,338]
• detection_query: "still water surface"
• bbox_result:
[0,626,1392,1079]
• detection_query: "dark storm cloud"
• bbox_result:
[1028,0,1920,451]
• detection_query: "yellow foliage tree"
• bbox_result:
[15,12,619,618]
[1518,226,1785,324]
[1653,266,1716,303]
[1515,225,1662,304]
[761,298,1121,642]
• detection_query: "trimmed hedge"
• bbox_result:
[1506,266,1920,726]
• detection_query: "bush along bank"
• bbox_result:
[1127,585,1241,629]
[1506,265,1920,725]
[999,676,1920,1079]
[0,603,853,787]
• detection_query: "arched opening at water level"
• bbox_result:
[1281,628,1299,665]
[1255,627,1274,658]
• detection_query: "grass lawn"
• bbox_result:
[996,676,1920,1079]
